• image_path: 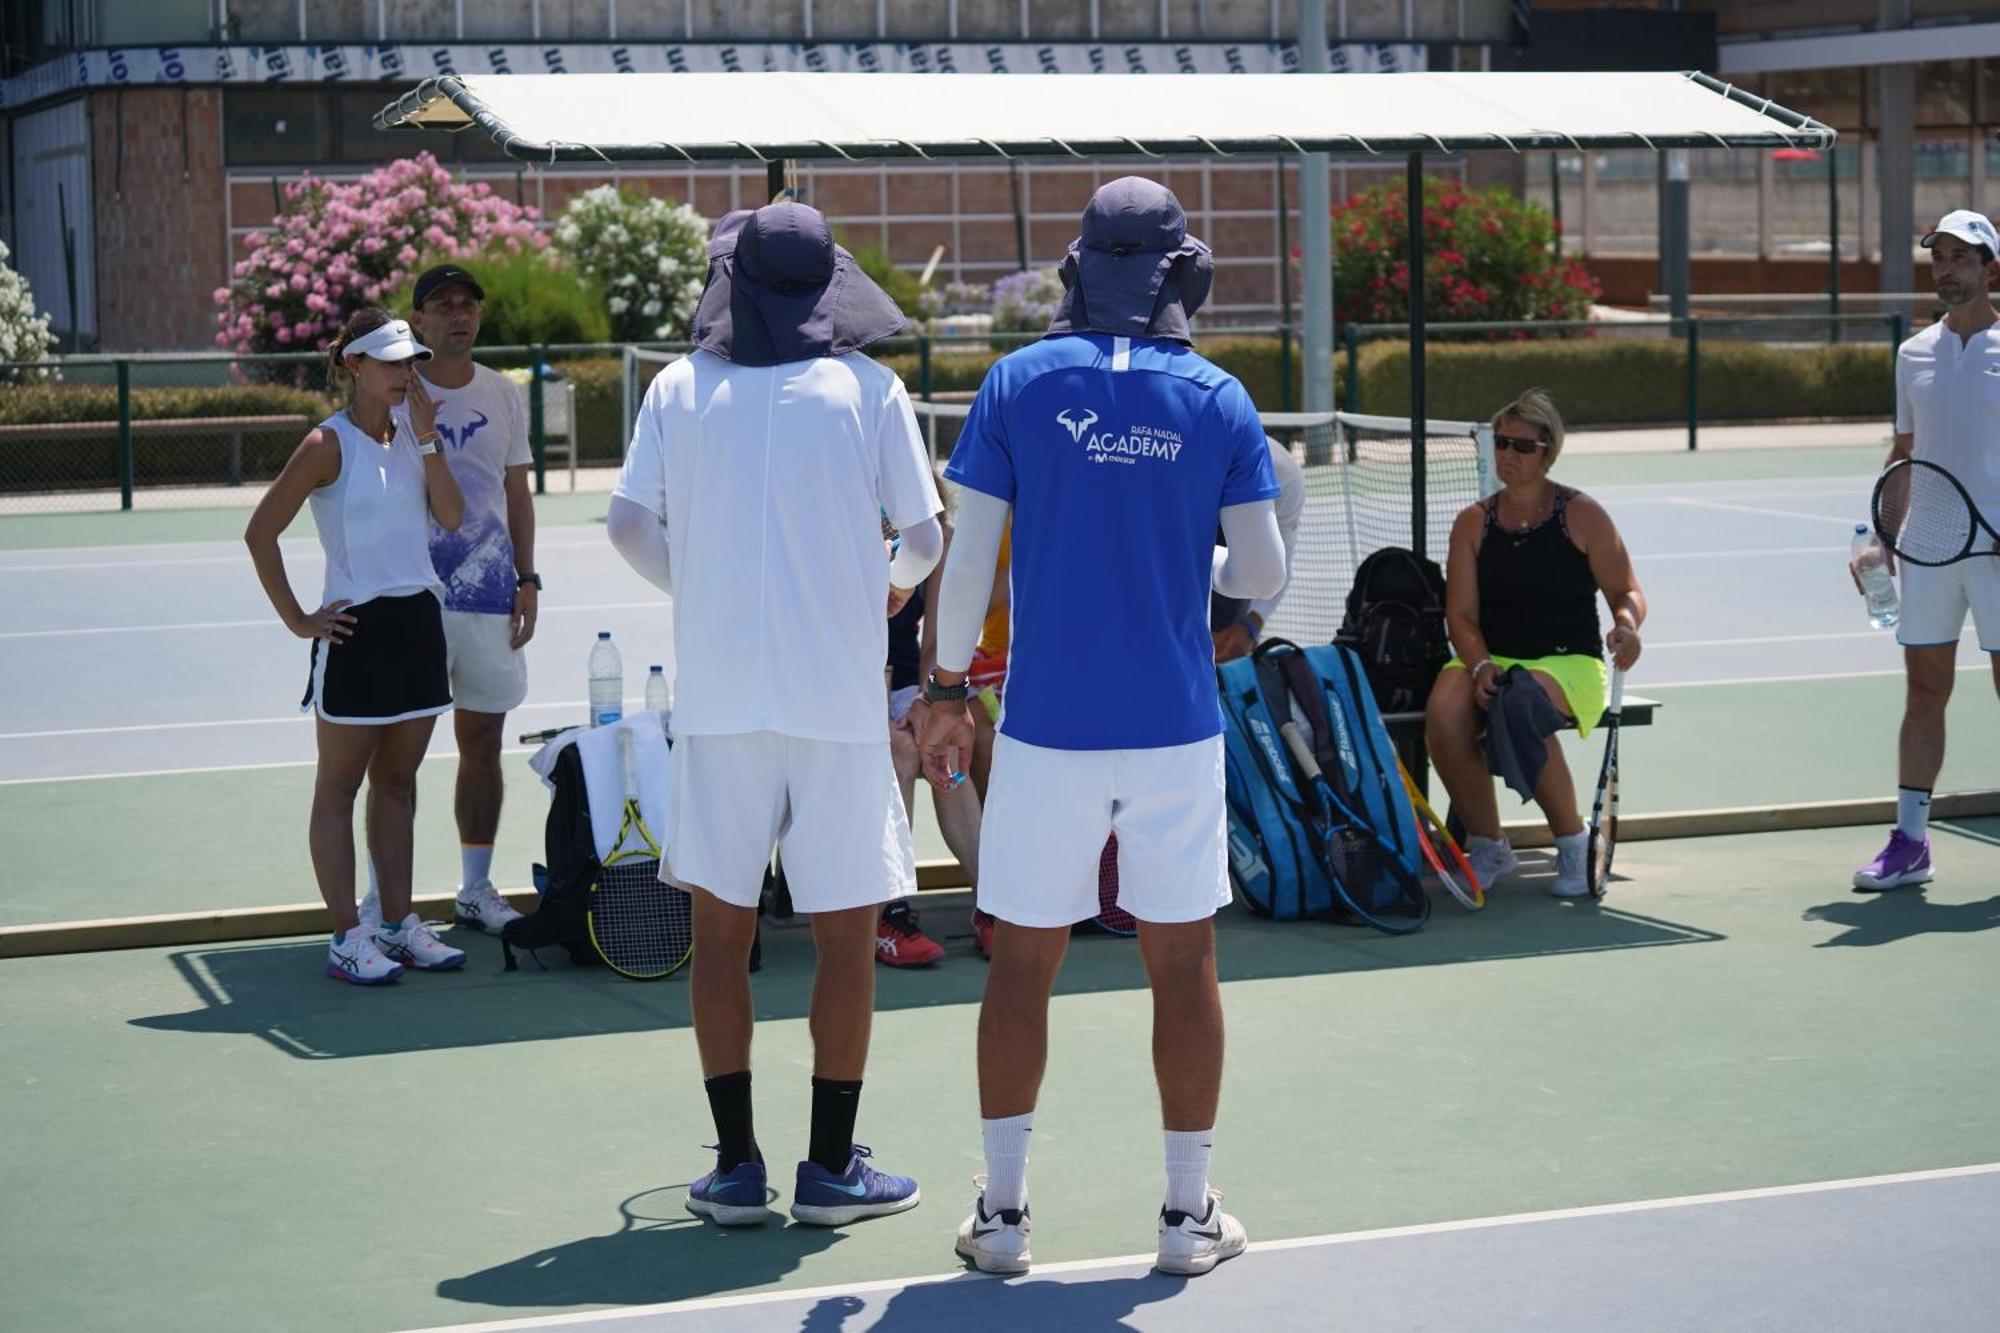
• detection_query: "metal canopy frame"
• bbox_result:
[374,69,1835,562]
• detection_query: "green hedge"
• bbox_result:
[1351,337,1894,426]
[0,382,330,426]
[0,382,334,492]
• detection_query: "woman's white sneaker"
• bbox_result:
[1156,1189,1247,1276]
[375,913,467,971]
[326,930,403,985]
[954,1177,1032,1274]
[454,880,523,934]
[1549,831,1591,897]
[1466,836,1519,891]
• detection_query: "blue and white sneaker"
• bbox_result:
[789,1145,921,1226]
[325,929,403,986]
[374,913,466,971]
[684,1157,770,1227]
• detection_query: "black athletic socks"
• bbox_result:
[704,1070,760,1173]
[809,1076,864,1173]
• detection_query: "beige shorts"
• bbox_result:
[442,610,529,714]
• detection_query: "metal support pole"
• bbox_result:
[1276,155,1294,412]
[1661,149,1691,320]
[1279,323,1295,413]
[1407,152,1427,560]
[1685,318,1700,452]
[1828,144,1842,342]
[1299,0,1335,462]
[117,360,133,511]
[1343,322,1359,417]
[529,346,547,496]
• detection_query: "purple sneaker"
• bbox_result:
[789,1145,922,1226]
[685,1157,770,1227]
[1853,829,1934,892]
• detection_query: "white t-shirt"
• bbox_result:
[394,362,532,615]
[1895,320,2000,518]
[613,348,943,743]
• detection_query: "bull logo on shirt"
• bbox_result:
[435,411,490,451]
[1056,408,1099,444]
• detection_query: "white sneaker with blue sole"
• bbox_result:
[375,913,466,971]
[326,930,402,985]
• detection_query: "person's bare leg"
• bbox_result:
[689,888,759,1077]
[311,719,379,932]
[1527,670,1583,838]
[452,707,507,865]
[1424,668,1499,838]
[931,780,983,885]
[364,713,437,924]
[1899,645,1958,789]
[977,922,1069,1117]
[1136,918,1223,1131]
[807,905,880,1080]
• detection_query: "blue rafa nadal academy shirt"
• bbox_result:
[945,332,1281,750]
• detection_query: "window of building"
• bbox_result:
[223,89,331,167]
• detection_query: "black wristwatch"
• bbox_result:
[516,572,542,591]
[922,670,970,704]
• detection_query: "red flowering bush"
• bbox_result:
[1331,178,1597,329]
[213,153,543,356]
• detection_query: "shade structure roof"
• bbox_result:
[375,69,1833,163]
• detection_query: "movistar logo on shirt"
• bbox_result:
[1058,408,1185,466]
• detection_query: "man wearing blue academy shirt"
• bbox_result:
[919,178,1285,1279]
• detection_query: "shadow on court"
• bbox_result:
[798,1271,1186,1331]
[1804,891,2000,948]
[433,1185,847,1312]
[126,884,1721,1060]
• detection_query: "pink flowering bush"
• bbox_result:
[213,153,543,357]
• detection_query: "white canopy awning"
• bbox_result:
[375,70,1832,163]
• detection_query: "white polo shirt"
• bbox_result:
[1895,320,2000,518]
[614,348,942,743]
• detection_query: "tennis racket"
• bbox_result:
[587,728,693,980]
[1088,834,1138,936]
[1277,720,1429,935]
[1871,458,2000,567]
[1585,669,1626,900]
[1394,757,1482,911]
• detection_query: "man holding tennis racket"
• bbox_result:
[919,178,1286,1277]
[608,202,943,1228]
[1853,209,2000,892]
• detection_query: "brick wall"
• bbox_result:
[90,88,227,352]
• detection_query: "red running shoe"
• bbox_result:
[970,909,996,960]
[876,900,944,967]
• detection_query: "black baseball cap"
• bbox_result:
[412,263,486,308]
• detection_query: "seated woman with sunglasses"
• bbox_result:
[1424,389,1646,897]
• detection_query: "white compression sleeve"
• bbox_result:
[606,494,671,594]
[1213,500,1286,602]
[931,488,1009,674]
[888,515,944,590]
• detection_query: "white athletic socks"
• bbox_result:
[1164,1129,1213,1216]
[981,1113,1034,1211]
[1897,787,1931,841]
[461,843,495,889]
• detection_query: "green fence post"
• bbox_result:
[117,359,134,510]
[1889,312,1905,354]
[1279,323,1294,412]
[529,344,547,496]
[919,333,932,403]
[1684,318,1700,453]
[1343,323,1360,415]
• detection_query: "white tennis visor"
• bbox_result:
[343,318,433,363]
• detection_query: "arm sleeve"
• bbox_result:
[1246,438,1307,624]
[606,494,671,594]
[1214,500,1287,602]
[930,488,1009,674]
[888,515,943,590]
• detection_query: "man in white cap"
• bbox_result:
[1852,209,2000,891]
[920,176,1286,1276]
[607,201,942,1228]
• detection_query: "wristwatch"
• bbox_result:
[922,670,970,705]
[516,572,543,591]
[415,432,440,456]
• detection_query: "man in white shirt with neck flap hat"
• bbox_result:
[920,177,1286,1276]
[609,200,943,1229]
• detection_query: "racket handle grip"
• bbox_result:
[1278,721,1323,781]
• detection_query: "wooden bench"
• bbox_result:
[0,415,316,487]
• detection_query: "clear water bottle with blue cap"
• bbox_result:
[644,664,670,714]
[1851,524,1899,630]
[588,631,623,726]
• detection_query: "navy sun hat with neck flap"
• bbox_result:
[691,202,908,367]
[1046,176,1214,345]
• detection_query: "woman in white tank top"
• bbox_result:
[245,309,470,985]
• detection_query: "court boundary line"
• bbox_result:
[399,1161,2000,1332]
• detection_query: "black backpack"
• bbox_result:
[501,743,601,970]
[1334,546,1450,716]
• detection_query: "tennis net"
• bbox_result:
[910,400,1494,645]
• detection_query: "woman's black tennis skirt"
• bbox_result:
[300,590,452,726]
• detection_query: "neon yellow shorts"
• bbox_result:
[1443,653,1608,739]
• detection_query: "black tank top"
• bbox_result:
[1475,487,1601,660]
[886,583,925,691]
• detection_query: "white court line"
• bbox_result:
[0,697,597,742]
[1647,629,1959,650]
[1642,662,1991,690]
[0,600,663,642]
[1661,497,1862,527]
[399,1161,2000,1332]
[0,746,540,787]
[1631,544,1845,562]
[0,533,611,574]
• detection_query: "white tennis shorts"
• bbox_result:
[1898,560,2000,652]
[978,733,1230,928]
[665,731,916,912]
[442,609,529,713]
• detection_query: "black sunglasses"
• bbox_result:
[1494,432,1550,455]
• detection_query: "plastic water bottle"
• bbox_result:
[588,632,623,726]
[1851,525,1900,630]
[644,664,670,714]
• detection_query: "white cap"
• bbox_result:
[341,318,432,363]
[1920,209,1999,257]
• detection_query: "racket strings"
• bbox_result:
[1878,464,1978,563]
[592,857,693,975]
